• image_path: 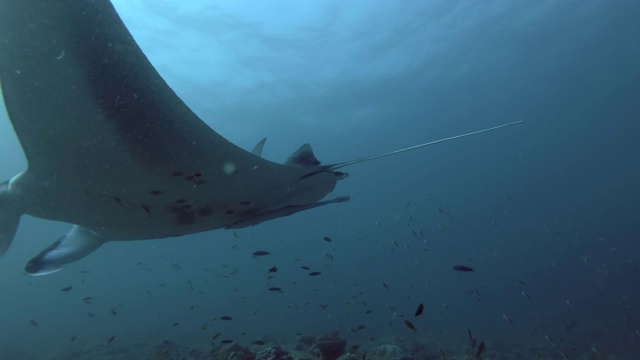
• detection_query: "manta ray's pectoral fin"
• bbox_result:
[0,178,22,257]
[251,138,267,157]
[226,195,351,229]
[25,226,107,276]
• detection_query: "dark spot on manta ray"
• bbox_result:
[176,211,196,225]
[171,171,184,177]
[113,196,124,207]
[149,190,163,195]
[197,206,213,216]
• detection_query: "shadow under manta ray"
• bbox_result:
[0,1,522,275]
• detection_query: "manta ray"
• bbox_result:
[0,1,521,275]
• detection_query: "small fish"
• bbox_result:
[414,303,424,317]
[404,320,416,331]
[70,335,77,342]
[220,339,234,344]
[453,265,474,272]
[545,334,557,346]
[29,320,38,327]
[502,313,514,325]
[268,287,284,293]
[82,296,93,304]
[252,340,265,345]
[476,341,485,357]
[382,282,389,290]
[301,266,310,271]
[212,332,222,340]
[171,322,180,327]
[87,312,95,318]
[309,272,322,276]
[252,251,270,256]
[319,304,328,310]
[110,309,118,316]
[268,266,278,273]
[220,316,233,321]
[107,335,116,344]
[323,236,332,242]
[60,285,73,292]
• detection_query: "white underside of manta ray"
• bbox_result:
[0,1,522,275]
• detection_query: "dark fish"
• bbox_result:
[60,285,73,292]
[220,339,234,344]
[404,320,416,331]
[382,282,389,290]
[252,340,265,345]
[453,265,474,272]
[309,272,322,276]
[268,287,284,293]
[476,341,485,358]
[110,309,118,316]
[82,296,93,303]
[107,335,116,344]
[319,304,328,310]
[252,251,270,256]
[268,266,278,273]
[70,335,77,342]
[29,320,38,327]
[87,312,95,318]
[467,328,473,341]
[220,316,233,321]
[301,266,310,271]
[172,322,180,327]
[414,303,424,317]
[323,236,332,242]
[212,332,222,340]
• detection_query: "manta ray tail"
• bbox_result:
[0,178,22,256]
[25,226,107,276]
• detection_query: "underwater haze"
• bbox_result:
[1,0,639,359]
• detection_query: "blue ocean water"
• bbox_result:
[0,1,638,359]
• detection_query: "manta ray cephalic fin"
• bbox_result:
[25,226,108,276]
[0,177,22,256]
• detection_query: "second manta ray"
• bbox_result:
[0,1,522,275]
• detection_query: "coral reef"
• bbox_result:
[364,344,403,360]
[255,346,293,360]
[295,334,316,351]
[212,343,256,360]
[311,330,347,360]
